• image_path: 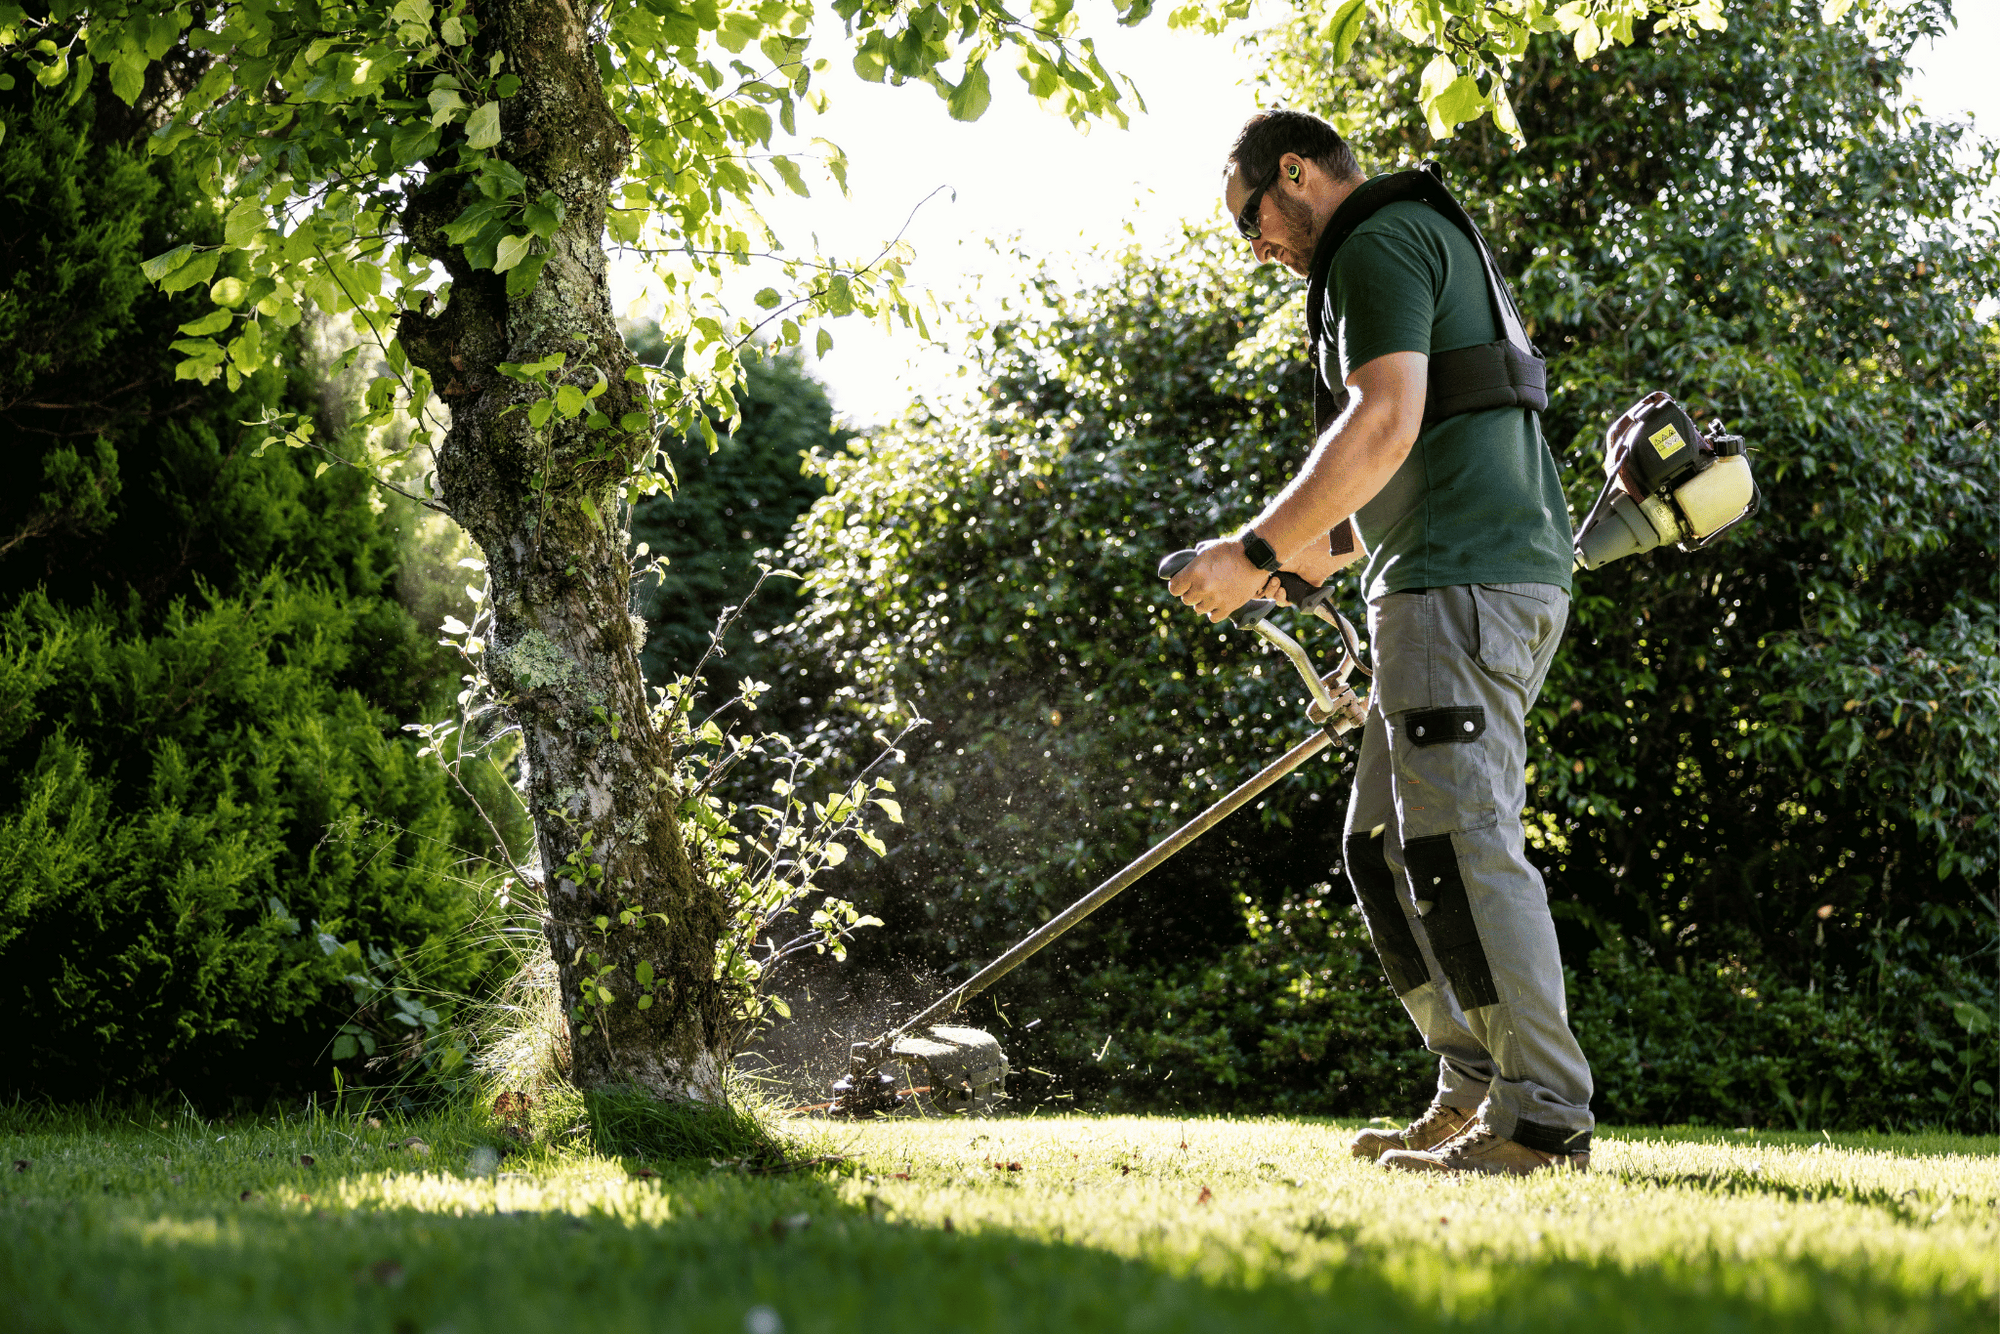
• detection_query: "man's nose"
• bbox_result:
[1251,236,1279,265]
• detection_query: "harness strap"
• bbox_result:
[1304,162,1548,436]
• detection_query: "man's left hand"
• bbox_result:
[1166,539,1272,623]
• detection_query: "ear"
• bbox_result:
[1280,152,1307,184]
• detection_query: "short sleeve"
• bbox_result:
[1331,221,1443,378]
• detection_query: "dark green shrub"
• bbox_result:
[0,581,495,1101]
[624,328,839,696]
[1073,893,1434,1115]
[1574,906,1998,1132]
[0,77,505,1103]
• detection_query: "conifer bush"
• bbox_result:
[0,78,508,1102]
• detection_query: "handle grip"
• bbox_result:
[1158,548,1275,627]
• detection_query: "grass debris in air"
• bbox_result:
[0,1104,1993,1333]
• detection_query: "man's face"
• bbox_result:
[1224,159,1322,277]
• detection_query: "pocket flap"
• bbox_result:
[1406,706,1486,745]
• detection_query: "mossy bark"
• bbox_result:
[397,0,732,1100]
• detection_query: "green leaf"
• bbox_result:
[607,206,645,245]
[555,383,588,417]
[465,101,501,150]
[816,327,833,357]
[946,60,992,122]
[224,200,263,249]
[771,155,810,197]
[440,14,468,44]
[332,1035,359,1060]
[1953,1001,1992,1035]
[874,797,903,824]
[178,308,232,336]
[821,842,848,866]
[522,197,564,238]
[493,233,532,273]
[504,252,549,298]
[634,959,654,984]
[1327,0,1368,65]
[109,50,146,106]
[160,249,221,294]
[141,243,194,283]
[528,398,555,428]
[754,286,781,310]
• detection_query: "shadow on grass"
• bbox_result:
[0,1134,1989,1334]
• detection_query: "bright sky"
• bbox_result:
[615,3,1998,428]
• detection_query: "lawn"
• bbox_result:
[1,1104,1993,1333]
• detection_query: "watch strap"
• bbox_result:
[1241,530,1283,572]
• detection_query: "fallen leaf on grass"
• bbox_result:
[396,1138,431,1157]
[11,1160,26,1173]
[239,1190,258,1202]
[299,1154,315,1167]
[1197,1186,1213,1205]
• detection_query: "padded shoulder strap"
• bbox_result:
[1304,162,1538,364]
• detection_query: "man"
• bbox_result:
[1167,109,1593,1175]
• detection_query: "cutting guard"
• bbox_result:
[828,1025,1009,1116]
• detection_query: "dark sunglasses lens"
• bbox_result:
[1236,191,1262,240]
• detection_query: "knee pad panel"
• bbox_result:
[1344,832,1430,996]
[1404,833,1499,1009]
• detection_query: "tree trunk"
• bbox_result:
[397,0,732,1100]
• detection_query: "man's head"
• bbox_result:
[1222,109,1364,276]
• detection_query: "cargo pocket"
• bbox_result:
[1472,583,1550,680]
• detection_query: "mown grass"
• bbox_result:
[1,1102,1993,1334]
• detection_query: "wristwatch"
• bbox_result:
[1240,530,1283,573]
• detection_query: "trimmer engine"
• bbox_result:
[1574,391,1759,570]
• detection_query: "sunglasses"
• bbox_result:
[1234,162,1284,240]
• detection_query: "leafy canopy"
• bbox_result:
[0,0,1783,484]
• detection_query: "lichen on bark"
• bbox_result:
[396,0,735,1101]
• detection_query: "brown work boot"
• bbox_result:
[1348,1101,1475,1161]
[1379,1119,1591,1176]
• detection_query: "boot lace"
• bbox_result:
[1401,1102,1470,1147]
[1437,1121,1499,1163]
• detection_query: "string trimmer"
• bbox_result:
[825,552,1370,1116]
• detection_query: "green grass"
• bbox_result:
[1,1103,1994,1333]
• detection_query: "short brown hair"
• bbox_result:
[1226,109,1363,189]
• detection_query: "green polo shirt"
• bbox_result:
[1323,194,1573,600]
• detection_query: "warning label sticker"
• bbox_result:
[1649,423,1687,459]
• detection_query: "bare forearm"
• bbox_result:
[1249,396,1415,561]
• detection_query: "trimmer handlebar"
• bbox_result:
[1156,549,1277,627]
[1156,546,1370,735]
[1156,549,1342,620]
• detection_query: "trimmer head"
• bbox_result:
[826,1024,1009,1117]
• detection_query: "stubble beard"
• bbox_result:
[1272,188,1324,275]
